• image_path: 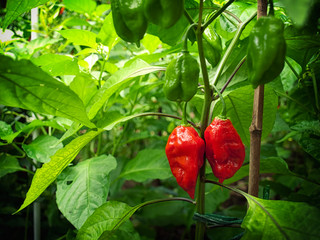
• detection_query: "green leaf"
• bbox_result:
[0,155,25,178]
[280,57,302,92]
[63,0,97,14]
[0,55,95,128]
[31,54,79,76]
[22,135,63,163]
[279,0,316,27]
[0,121,14,138]
[241,193,320,240]
[2,0,49,30]
[77,198,193,240]
[86,59,165,119]
[119,149,171,182]
[64,17,92,27]
[212,85,278,146]
[56,155,117,229]
[70,73,98,106]
[76,201,133,240]
[15,129,102,213]
[98,221,141,240]
[59,29,98,49]
[27,38,61,56]
[1,119,65,144]
[299,133,320,161]
[291,120,320,136]
[97,13,119,49]
[207,157,293,193]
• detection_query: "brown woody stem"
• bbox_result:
[248,0,268,197]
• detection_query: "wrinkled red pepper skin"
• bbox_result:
[204,118,245,183]
[165,126,205,199]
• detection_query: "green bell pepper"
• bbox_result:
[111,0,147,47]
[164,51,200,102]
[203,25,222,67]
[247,17,286,88]
[144,0,184,28]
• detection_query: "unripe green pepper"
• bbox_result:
[111,0,147,47]
[164,51,200,102]
[144,0,184,28]
[203,25,222,67]
[247,17,286,88]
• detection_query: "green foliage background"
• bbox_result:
[0,0,320,239]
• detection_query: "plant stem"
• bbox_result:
[213,11,256,87]
[311,68,319,111]
[220,56,246,94]
[212,85,226,118]
[202,0,235,31]
[248,0,268,197]
[182,102,188,125]
[98,57,107,88]
[184,9,195,25]
[195,1,210,239]
[183,23,198,51]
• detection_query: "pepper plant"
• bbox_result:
[0,0,320,239]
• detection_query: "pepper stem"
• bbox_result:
[183,23,197,52]
[268,0,275,16]
[182,102,188,125]
[212,84,227,119]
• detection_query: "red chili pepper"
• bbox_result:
[165,126,205,198]
[59,7,65,15]
[204,117,245,183]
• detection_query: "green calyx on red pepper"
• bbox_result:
[144,0,184,29]
[110,0,147,47]
[165,126,205,199]
[247,16,286,89]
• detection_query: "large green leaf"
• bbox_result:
[2,0,49,30]
[69,73,98,106]
[212,85,278,146]
[119,149,172,182]
[86,59,165,119]
[31,54,79,76]
[77,201,133,240]
[15,129,102,213]
[22,135,63,163]
[63,0,97,14]
[56,155,117,229]
[241,193,320,240]
[98,221,141,240]
[0,56,95,128]
[59,29,98,49]
[77,198,193,240]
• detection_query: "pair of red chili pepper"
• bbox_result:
[165,117,245,199]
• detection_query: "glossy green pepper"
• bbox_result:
[247,17,286,88]
[203,25,222,67]
[144,0,184,28]
[164,51,200,102]
[111,0,147,47]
